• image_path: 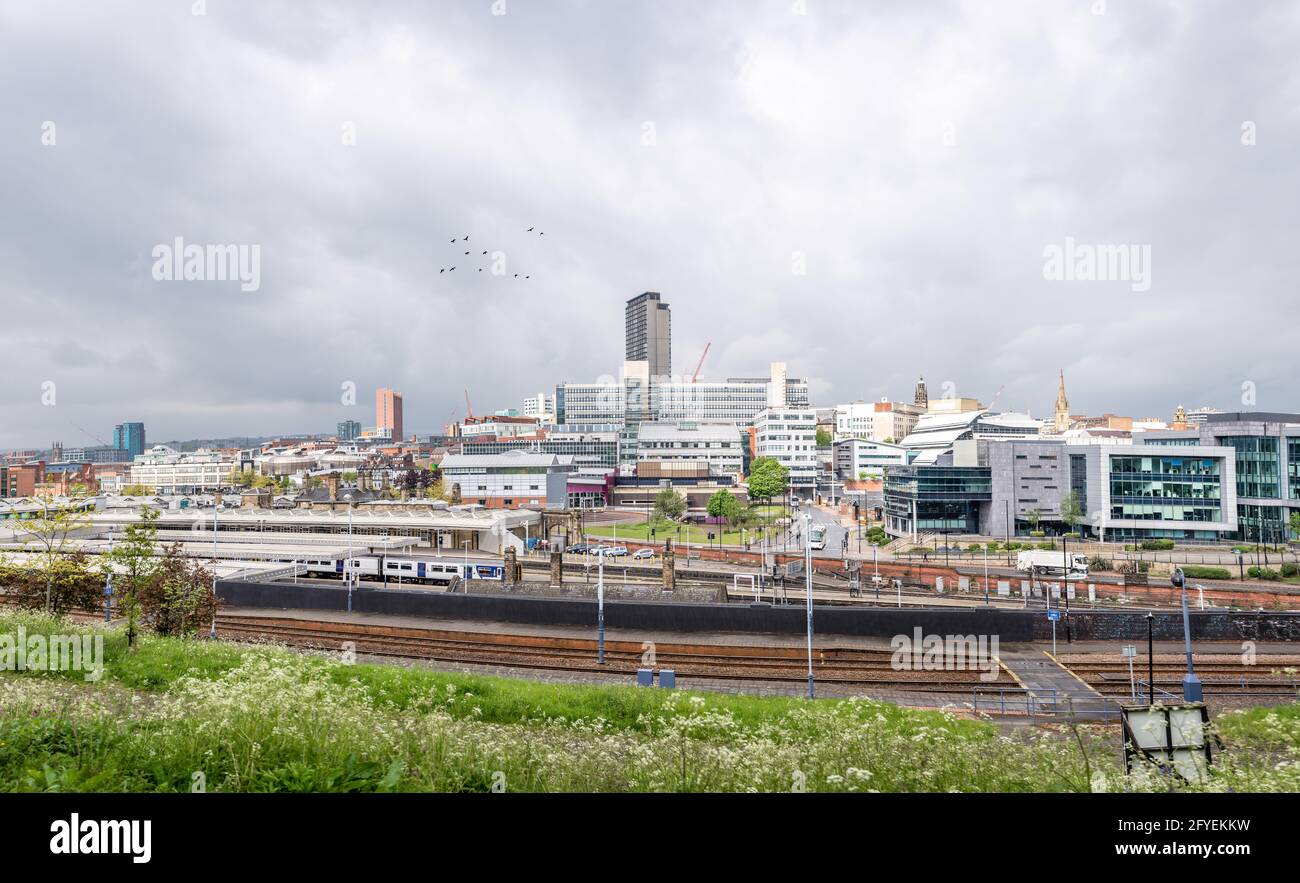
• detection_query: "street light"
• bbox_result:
[1171,568,1203,702]
[596,548,606,664]
[344,493,354,613]
[802,511,814,699]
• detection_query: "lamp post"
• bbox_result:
[344,493,354,613]
[803,511,814,699]
[210,504,219,638]
[1172,568,1203,702]
[1146,612,1155,705]
[596,548,606,664]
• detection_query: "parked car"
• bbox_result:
[604,546,629,557]
[631,548,655,560]
[567,543,591,555]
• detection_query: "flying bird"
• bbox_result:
[450,266,456,271]
[439,269,445,273]
[527,227,534,232]
[463,235,469,241]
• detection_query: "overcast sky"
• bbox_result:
[2,0,1297,450]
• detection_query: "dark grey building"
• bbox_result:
[625,291,671,378]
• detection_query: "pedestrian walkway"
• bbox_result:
[998,645,1114,720]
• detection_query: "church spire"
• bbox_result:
[1054,369,1070,433]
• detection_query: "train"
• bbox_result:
[269,554,506,587]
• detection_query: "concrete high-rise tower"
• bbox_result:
[914,377,928,409]
[625,292,671,379]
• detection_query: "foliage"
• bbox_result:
[1282,563,1299,578]
[1060,492,1082,531]
[1247,566,1281,581]
[746,456,789,503]
[1027,507,1041,532]
[103,506,161,646]
[0,551,103,616]
[3,493,93,614]
[815,428,832,448]
[1088,555,1113,572]
[4,612,1300,793]
[137,544,221,637]
[1180,565,1232,580]
[706,490,741,526]
[652,487,688,521]
[1140,539,1176,551]
[121,484,155,497]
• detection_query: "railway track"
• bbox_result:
[1055,653,1300,698]
[212,614,1014,691]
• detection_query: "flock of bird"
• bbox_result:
[437,226,545,278]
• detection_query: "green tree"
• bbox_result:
[1060,492,1082,534]
[652,487,688,521]
[121,484,155,496]
[815,428,832,447]
[0,550,102,616]
[104,506,161,647]
[1291,511,1300,542]
[5,492,92,614]
[706,490,740,526]
[138,543,221,637]
[1027,507,1041,533]
[747,456,789,504]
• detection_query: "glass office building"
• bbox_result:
[884,466,991,536]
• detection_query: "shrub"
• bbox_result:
[985,542,1000,552]
[1037,541,1056,551]
[967,543,983,552]
[1280,563,1299,578]
[1140,539,1176,551]
[1088,556,1113,572]
[1029,530,1046,538]
[1180,566,1232,581]
[1247,566,1282,581]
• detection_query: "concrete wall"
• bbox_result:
[217,579,1034,639]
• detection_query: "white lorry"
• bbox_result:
[1015,549,1089,579]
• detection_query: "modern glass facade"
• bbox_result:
[1236,503,1287,543]
[1290,438,1300,500]
[1217,436,1280,499]
[113,422,146,458]
[1108,454,1222,523]
[884,466,991,534]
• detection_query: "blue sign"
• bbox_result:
[1047,609,1061,622]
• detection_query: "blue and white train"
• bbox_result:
[271,554,506,586]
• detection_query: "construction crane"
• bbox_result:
[464,389,476,421]
[987,385,1005,411]
[691,342,711,383]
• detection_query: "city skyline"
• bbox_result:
[3,2,1298,448]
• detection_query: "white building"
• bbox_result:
[754,408,818,494]
[457,416,541,438]
[130,446,237,494]
[521,392,557,424]
[436,452,574,510]
[833,438,908,480]
[557,361,810,427]
[635,421,744,476]
[834,398,924,443]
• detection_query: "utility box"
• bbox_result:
[659,670,676,689]
[636,669,653,687]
